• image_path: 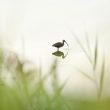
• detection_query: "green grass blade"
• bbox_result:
[93,34,98,70]
[58,78,68,94]
[69,29,92,64]
[84,29,91,56]
[98,53,105,99]
[76,68,95,83]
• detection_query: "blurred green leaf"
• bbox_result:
[98,53,105,99]
[93,34,98,70]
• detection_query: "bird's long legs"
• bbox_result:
[57,48,59,51]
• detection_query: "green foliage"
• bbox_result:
[0,32,109,110]
[0,51,70,110]
[71,30,106,100]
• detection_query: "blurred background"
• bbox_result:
[0,0,110,109]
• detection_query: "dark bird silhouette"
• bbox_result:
[52,40,68,51]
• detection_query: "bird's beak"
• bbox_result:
[65,41,69,46]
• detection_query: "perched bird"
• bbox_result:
[52,40,68,51]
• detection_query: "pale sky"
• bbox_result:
[0,0,110,41]
[0,0,110,96]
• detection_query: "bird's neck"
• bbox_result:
[63,41,65,45]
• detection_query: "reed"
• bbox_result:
[0,33,109,110]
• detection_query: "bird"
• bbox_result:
[52,40,68,51]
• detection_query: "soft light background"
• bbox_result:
[0,0,110,97]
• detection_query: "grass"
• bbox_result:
[0,32,109,110]
[70,30,106,100]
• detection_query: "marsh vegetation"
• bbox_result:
[0,33,110,110]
